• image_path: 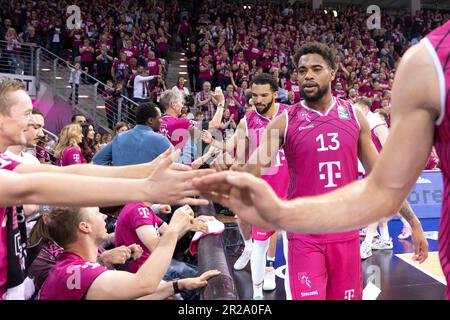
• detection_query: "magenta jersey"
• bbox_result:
[56,147,86,166]
[115,203,164,273]
[0,153,21,298]
[424,20,450,299]
[38,252,107,300]
[366,111,387,153]
[159,115,198,149]
[244,103,289,199]
[284,98,360,242]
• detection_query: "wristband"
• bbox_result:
[172,280,181,294]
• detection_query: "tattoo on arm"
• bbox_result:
[399,201,418,227]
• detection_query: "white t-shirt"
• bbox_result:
[4,150,40,165]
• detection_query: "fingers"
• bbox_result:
[200,269,221,280]
[170,162,192,171]
[178,197,209,206]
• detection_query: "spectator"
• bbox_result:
[54,124,86,166]
[38,206,220,300]
[115,202,211,299]
[71,113,86,126]
[80,123,96,163]
[194,81,219,122]
[96,44,114,84]
[133,67,158,104]
[68,62,82,105]
[112,121,129,138]
[93,103,171,166]
[186,43,200,92]
[79,38,95,80]
[172,76,190,103]
[224,84,241,123]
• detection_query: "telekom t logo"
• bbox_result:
[138,207,151,218]
[344,289,355,300]
[319,161,342,188]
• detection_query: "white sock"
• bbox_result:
[244,239,253,251]
[363,223,378,245]
[379,222,390,241]
[399,216,411,228]
[251,240,269,299]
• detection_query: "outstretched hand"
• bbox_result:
[147,147,214,206]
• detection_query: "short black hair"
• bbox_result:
[135,102,160,125]
[294,42,336,70]
[250,73,278,92]
[71,114,85,123]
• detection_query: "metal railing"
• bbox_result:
[0,39,38,77]
[1,40,139,134]
[37,46,139,133]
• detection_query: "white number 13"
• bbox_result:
[316,133,340,152]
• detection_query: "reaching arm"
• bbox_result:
[15,145,172,179]
[274,43,439,233]
[1,148,213,207]
[243,112,286,177]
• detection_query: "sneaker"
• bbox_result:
[252,295,264,300]
[233,248,252,270]
[360,241,373,260]
[263,267,276,291]
[371,238,393,250]
[398,227,412,240]
[359,227,368,237]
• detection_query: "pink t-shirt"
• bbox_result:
[285,80,301,102]
[38,252,107,300]
[159,115,198,149]
[146,58,161,76]
[115,203,164,273]
[56,147,86,166]
[0,153,21,298]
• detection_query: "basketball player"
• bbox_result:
[196,42,424,300]
[194,21,448,297]
[202,73,289,299]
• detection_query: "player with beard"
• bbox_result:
[201,73,289,299]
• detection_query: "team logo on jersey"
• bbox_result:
[337,105,351,120]
[299,112,311,123]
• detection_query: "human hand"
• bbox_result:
[178,270,221,290]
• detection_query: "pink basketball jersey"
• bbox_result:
[284,98,360,242]
[245,103,289,199]
[424,20,450,299]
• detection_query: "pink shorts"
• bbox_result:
[251,227,275,241]
[286,236,362,300]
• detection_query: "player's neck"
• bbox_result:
[303,94,334,113]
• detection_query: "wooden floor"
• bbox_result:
[222,218,446,300]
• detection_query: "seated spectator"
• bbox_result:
[115,203,212,299]
[28,213,143,291]
[54,124,86,166]
[38,207,220,300]
[80,123,96,163]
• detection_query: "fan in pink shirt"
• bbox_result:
[54,124,87,166]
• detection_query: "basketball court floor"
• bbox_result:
[223,218,446,300]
